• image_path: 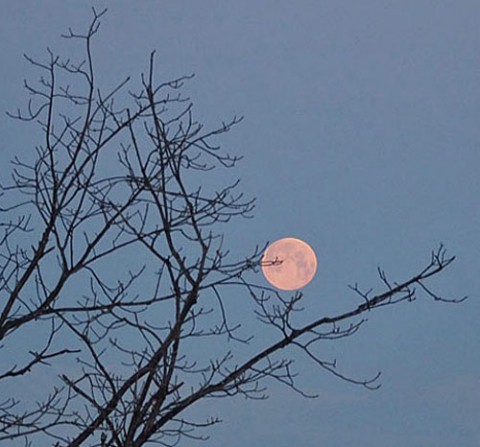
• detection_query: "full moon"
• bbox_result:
[261,237,317,291]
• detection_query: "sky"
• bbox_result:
[0,1,479,446]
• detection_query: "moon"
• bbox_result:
[261,237,317,291]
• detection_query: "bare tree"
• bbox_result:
[0,9,465,447]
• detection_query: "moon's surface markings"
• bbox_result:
[261,237,317,290]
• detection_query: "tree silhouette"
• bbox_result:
[0,9,465,447]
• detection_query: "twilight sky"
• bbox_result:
[1,1,479,446]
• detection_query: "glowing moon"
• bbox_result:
[261,237,317,290]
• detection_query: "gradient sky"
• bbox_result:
[1,2,479,446]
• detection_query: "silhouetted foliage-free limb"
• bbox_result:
[0,9,465,447]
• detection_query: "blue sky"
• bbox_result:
[1,1,479,446]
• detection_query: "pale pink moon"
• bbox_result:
[261,237,317,291]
